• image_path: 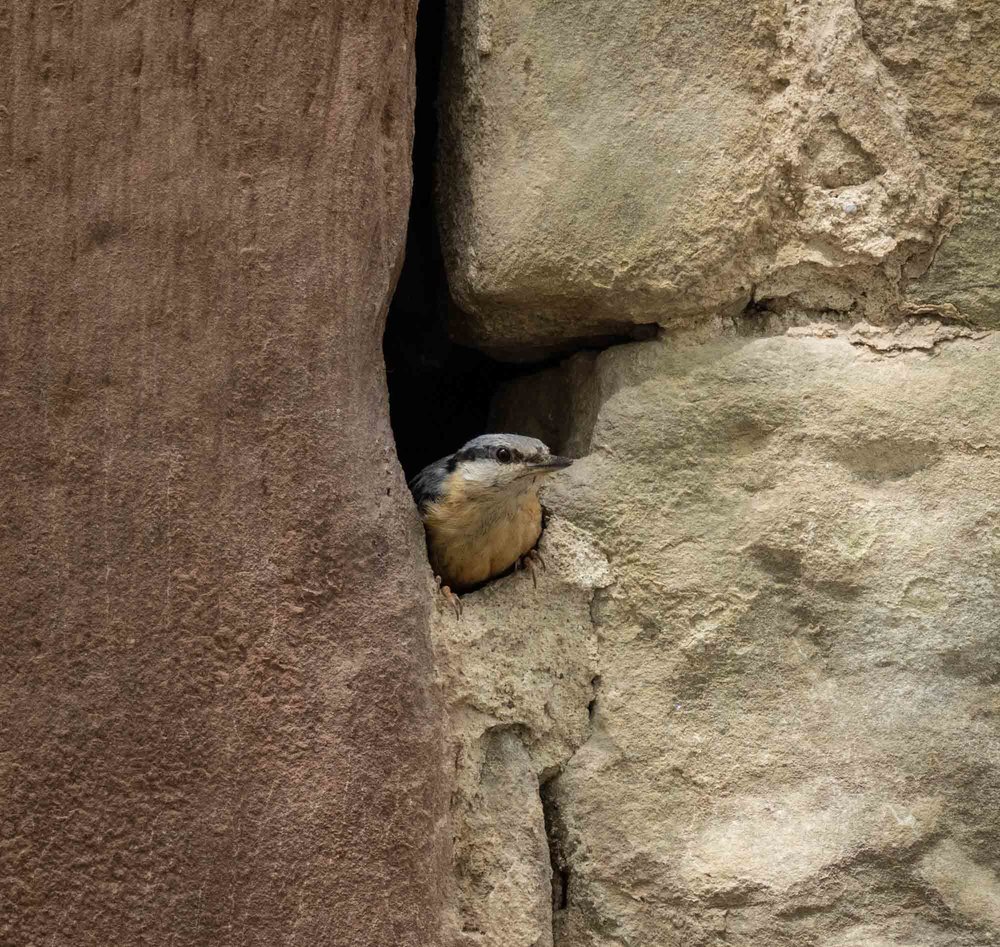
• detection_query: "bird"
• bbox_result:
[409,433,573,616]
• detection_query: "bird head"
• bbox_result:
[448,433,573,496]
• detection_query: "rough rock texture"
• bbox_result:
[438,0,997,357]
[0,4,445,945]
[433,518,609,946]
[433,0,1000,943]
[433,321,1000,946]
[857,0,1000,328]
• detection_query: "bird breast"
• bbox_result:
[422,473,543,592]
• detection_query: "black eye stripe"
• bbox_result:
[450,443,530,465]
[496,447,512,463]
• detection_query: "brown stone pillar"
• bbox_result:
[0,3,443,944]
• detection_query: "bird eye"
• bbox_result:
[496,447,512,463]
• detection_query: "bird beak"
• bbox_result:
[529,456,574,473]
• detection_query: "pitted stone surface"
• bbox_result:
[440,325,1000,946]
[439,0,997,357]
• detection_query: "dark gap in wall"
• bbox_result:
[540,774,570,913]
[587,675,601,721]
[384,0,523,482]
[384,3,657,483]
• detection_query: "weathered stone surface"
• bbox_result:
[438,322,1000,946]
[1,4,445,945]
[439,0,997,357]
[854,0,1000,328]
[432,518,609,946]
[434,0,1000,940]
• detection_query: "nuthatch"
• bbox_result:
[409,434,573,615]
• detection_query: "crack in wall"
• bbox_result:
[542,671,604,945]
[847,319,989,355]
[540,773,570,916]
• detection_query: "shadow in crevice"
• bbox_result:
[383,2,637,481]
[383,0,524,481]
[541,773,570,914]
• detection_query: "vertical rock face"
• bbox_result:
[432,519,610,946]
[491,326,1000,946]
[438,0,997,357]
[433,1,1000,945]
[1,4,443,946]
[856,0,1000,327]
[441,324,1000,946]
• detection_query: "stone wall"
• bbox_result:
[435,1,1000,945]
[438,0,998,358]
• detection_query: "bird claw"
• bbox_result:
[517,548,546,588]
[435,575,463,619]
